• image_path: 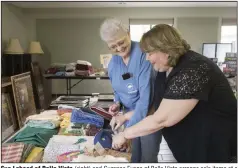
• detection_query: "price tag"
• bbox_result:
[96,77,100,80]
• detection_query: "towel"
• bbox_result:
[26,114,61,122]
[26,119,60,129]
[13,126,58,148]
[55,72,65,76]
[70,109,104,128]
[71,154,128,162]
[2,143,25,163]
[58,105,79,110]
[21,144,35,162]
[40,110,58,115]
[90,107,113,120]
[65,71,75,76]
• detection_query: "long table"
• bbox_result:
[44,74,110,95]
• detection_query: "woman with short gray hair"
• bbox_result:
[112,24,237,163]
[100,18,162,162]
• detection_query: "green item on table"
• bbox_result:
[21,144,35,162]
[13,126,58,148]
[74,138,87,144]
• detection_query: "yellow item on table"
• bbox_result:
[61,113,71,119]
[25,147,44,162]
[60,113,72,128]
[60,119,70,128]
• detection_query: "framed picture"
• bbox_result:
[11,72,37,128]
[31,62,46,110]
[1,93,17,141]
[100,54,112,68]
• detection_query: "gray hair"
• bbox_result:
[100,18,128,42]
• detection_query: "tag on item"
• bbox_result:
[95,142,105,155]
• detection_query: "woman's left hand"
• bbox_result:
[112,132,127,150]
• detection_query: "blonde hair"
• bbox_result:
[140,24,190,67]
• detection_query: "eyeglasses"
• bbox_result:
[108,36,129,51]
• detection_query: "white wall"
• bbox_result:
[177,17,219,53]
[23,7,236,19]
[1,3,53,106]
[36,18,113,95]
[21,7,236,94]
[2,3,35,51]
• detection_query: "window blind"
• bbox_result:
[222,18,237,26]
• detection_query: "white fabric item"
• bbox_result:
[58,105,79,110]
[25,113,61,123]
[40,110,58,115]
[71,155,129,162]
[65,63,76,71]
[42,135,94,162]
[76,60,92,66]
[65,71,75,76]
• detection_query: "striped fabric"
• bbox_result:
[2,143,25,162]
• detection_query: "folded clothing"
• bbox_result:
[2,142,25,163]
[26,119,60,129]
[40,110,58,115]
[65,71,75,76]
[57,150,84,163]
[58,105,79,110]
[21,144,35,162]
[71,109,104,128]
[65,63,76,72]
[26,114,61,122]
[75,70,90,76]
[25,147,44,162]
[55,71,65,76]
[57,109,73,115]
[13,126,58,148]
[71,154,128,162]
[42,135,94,162]
[75,60,94,76]
[76,60,92,66]
[60,113,72,128]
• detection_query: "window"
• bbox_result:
[220,18,237,52]
[129,19,174,42]
[130,25,152,42]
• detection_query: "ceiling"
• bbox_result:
[9,1,237,8]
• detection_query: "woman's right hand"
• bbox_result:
[110,114,127,131]
[108,103,120,116]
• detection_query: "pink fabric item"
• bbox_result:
[2,143,25,163]
[90,107,113,120]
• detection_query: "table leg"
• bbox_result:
[69,79,71,94]
[66,79,69,95]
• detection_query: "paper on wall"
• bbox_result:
[100,54,112,68]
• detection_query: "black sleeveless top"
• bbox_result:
[154,50,237,163]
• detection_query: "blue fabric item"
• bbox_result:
[108,41,155,127]
[94,129,113,149]
[55,71,65,76]
[70,109,104,128]
[80,107,97,115]
[26,120,58,129]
